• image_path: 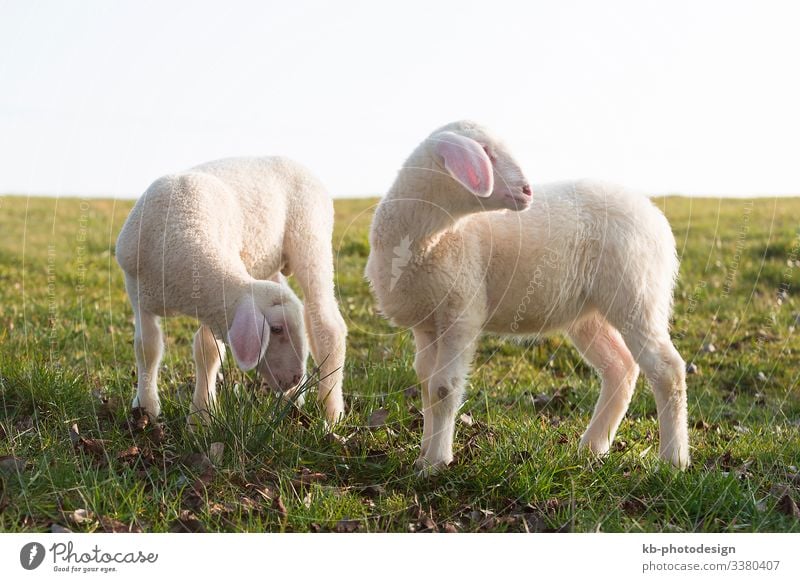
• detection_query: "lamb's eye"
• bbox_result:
[482,146,496,162]
[270,326,284,335]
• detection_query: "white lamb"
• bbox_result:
[366,120,689,476]
[116,157,347,426]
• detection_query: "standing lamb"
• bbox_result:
[366,120,689,476]
[116,157,347,426]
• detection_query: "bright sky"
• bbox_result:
[1,0,799,198]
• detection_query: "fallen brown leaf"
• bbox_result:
[367,408,389,428]
[620,498,646,514]
[404,386,420,399]
[76,437,107,460]
[98,516,143,533]
[69,424,108,462]
[0,455,27,474]
[68,423,81,447]
[169,510,206,533]
[147,422,166,445]
[127,408,150,432]
[362,484,386,498]
[92,389,122,421]
[777,494,800,519]
[184,453,215,483]
[292,467,327,488]
[238,496,259,513]
[416,511,436,532]
[273,495,288,520]
[248,482,278,503]
[66,508,95,527]
[207,501,237,519]
[116,445,155,468]
[334,518,360,533]
[15,416,33,432]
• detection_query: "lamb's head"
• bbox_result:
[427,120,532,212]
[227,282,308,393]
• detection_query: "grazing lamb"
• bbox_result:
[116,157,347,426]
[366,120,689,476]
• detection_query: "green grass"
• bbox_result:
[0,193,799,532]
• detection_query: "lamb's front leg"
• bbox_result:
[294,264,347,426]
[412,327,438,458]
[189,325,225,428]
[303,299,347,425]
[126,276,163,418]
[414,322,478,477]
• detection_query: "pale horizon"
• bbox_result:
[1,1,799,199]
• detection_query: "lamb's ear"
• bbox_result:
[432,131,494,197]
[228,295,269,371]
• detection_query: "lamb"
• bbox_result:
[116,157,347,426]
[365,120,689,476]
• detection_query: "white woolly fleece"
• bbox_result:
[366,120,689,475]
[117,156,347,424]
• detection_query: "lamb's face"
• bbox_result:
[430,121,532,212]
[257,299,309,393]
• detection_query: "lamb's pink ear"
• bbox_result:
[228,295,269,371]
[433,131,494,197]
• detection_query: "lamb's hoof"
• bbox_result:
[131,395,160,419]
[414,456,450,479]
[659,445,690,470]
[289,391,306,408]
[578,434,611,456]
[323,406,346,430]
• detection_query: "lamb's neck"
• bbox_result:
[379,189,471,251]
[197,272,253,333]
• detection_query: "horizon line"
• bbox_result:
[3,190,800,201]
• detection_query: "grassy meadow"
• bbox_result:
[0,193,799,533]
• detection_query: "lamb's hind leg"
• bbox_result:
[620,325,689,468]
[569,314,639,455]
[125,276,163,417]
[189,324,225,428]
